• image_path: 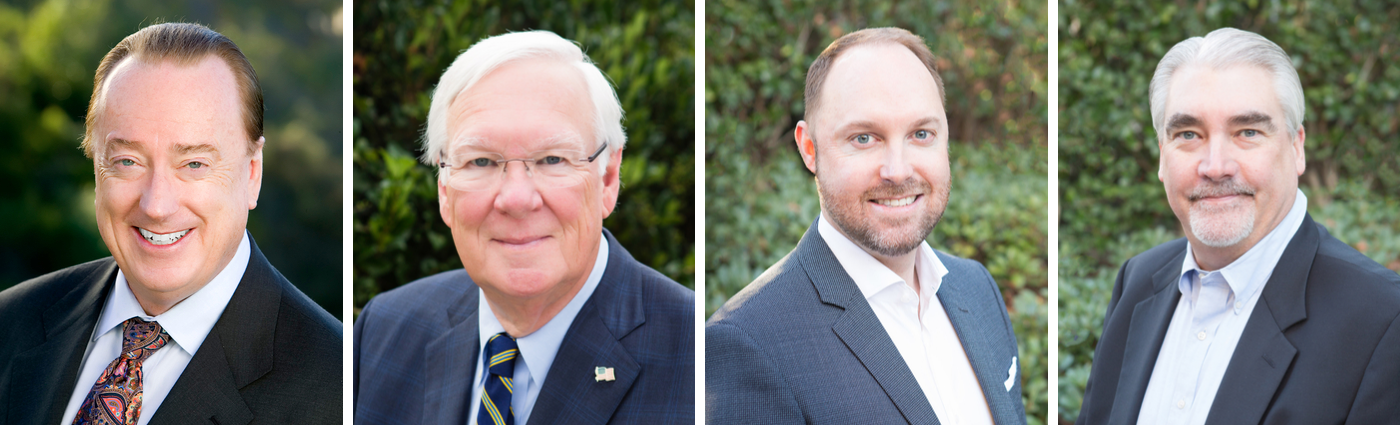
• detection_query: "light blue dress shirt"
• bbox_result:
[468,236,608,425]
[1137,189,1308,425]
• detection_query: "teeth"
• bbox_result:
[876,196,917,207]
[139,228,190,246]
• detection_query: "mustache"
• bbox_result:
[1187,179,1256,201]
[864,178,931,200]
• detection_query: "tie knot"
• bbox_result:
[121,318,171,361]
[484,332,518,376]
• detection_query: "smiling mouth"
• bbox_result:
[138,228,190,246]
[872,195,919,207]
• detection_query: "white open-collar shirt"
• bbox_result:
[468,235,608,425]
[61,232,251,425]
[1138,189,1308,425]
[819,215,994,425]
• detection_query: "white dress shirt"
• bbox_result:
[1138,189,1308,425]
[61,232,251,425]
[468,236,608,425]
[818,215,994,425]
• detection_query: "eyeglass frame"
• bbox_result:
[436,141,609,190]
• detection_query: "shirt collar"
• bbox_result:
[1180,188,1308,300]
[95,231,252,356]
[818,214,948,300]
[477,233,608,387]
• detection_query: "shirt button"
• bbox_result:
[1235,301,1243,313]
[1177,399,1186,409]
[1197,331,1207,340]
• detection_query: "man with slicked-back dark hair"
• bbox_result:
[0,22,340,425]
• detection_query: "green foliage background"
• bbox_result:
[0,0,344,318]
[705,1,1048,423]
[352,0,695,311]
[1058,1,1400,423]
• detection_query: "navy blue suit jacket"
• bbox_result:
[0,236,343,425]
[1076,214,1400,424]
[354,229,694,424]
[706,222,1027,425]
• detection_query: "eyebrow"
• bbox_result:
[452,132,586,152]
[1164,113,1203,134]
[832,116,943,136]
[1227,111,1276,131]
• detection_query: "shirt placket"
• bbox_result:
[1168,270,1233,420]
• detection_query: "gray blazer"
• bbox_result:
[706,220,1027,424]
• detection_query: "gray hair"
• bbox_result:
[1149,27,1304,141]
[420,30,625,173]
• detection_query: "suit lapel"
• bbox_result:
[528,230,643,425]
[934,255,1019,425]
[1203,216,1318,425]
[424,282,479,425]
[798,224,940,425]
[7,260,117,425]
[150,237,280,425]
[1107,249,1185,425]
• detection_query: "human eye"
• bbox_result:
[1240,129,1260,138]
[914,130,932,140]
[1177,131,1199,140]
[118,158,136,167]
[186,161,206,169]
[853,134,873,144]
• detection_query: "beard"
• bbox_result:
[818,175,950,257]
[1186,178,1257,248]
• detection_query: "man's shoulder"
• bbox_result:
[1311,224,1400,306]
[608,243,694,310]
[0,257,114,318]
[355,268,479,340]
[708,248,816,328]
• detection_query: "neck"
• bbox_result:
[129,283,200,316]
[870,248,920,295]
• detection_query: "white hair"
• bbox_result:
[421,30,625,173]
[1149,27,1304,141]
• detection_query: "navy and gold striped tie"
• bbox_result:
[478,332,518,425]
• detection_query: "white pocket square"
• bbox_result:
[1004,356,1017,391]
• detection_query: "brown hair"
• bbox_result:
[803,27,945,127]
[82,22,263,157]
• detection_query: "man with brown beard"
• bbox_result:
[706,27,1027,425]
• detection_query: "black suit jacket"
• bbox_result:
[353,229,694,425]
[1077,214,1400,424]
[0,236,342,425]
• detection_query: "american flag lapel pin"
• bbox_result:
[595,366,615,382]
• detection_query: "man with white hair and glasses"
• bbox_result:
[353,30,694,425]
[1076,28,1400,425]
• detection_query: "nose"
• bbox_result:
[493,160,543,218]
[138,166,179,222]
[878,141,914,183]
[1198,137,1240,181]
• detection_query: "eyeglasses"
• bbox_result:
[437,142,608,192]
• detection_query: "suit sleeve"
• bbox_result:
[706,322,804,424]
[352,297,375,414]
[1344,310,1400,424]
[1074,258,1132,425]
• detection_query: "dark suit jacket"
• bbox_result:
[0,235,342,425]
[1076,214,1400,425]
[353,229,694,424]
[706,221,1027,425]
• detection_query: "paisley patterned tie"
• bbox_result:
[478,332,519,425]
[73,317,172,425]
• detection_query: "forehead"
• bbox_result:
[97,55,246,153]
[814,43,944,133]
[1165,64,1283,121]
[446,57,594,152]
